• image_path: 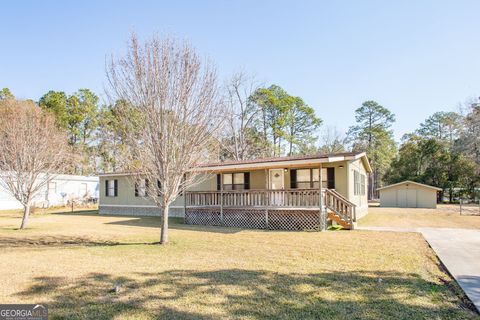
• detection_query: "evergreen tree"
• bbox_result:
[347,100,396,199]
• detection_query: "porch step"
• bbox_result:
[328,211,353,230]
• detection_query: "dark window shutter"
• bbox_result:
[327,168,335,189]
[105,180,109,197]
[145,179,149,196]
[157,180,161,196]
[244,172,250,190]
[134,182,139,197]
[114,179,118,197]
[310,169,314,188]
[216,174,221,191]
[290,169,297,189]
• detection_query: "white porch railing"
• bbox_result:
[185,189,322,208]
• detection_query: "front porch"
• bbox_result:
[184,189,356,231]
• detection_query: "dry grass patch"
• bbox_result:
[359,205,480,229]
[0,211,478,319]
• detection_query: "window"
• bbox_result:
[80,183,87,197]
[48,181,57,194]
[360,174,366,196]
[296,169,312,189]
[47,181,57,200]
[290,168,334,189]
[217,173,250,190]
[105,179,118,197]
[135,179,148,197]
[354,171,366,196]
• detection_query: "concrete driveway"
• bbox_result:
[358,226,480,312]
[421,228,480,312]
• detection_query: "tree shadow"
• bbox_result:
[16,269,478,319]
[105,217,244,234]
[52,210,100,216]
[0,236,159,248]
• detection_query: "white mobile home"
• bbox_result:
[0,174,99,210]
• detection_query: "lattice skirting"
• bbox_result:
[185,207,322,231]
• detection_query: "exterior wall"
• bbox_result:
[250,170,267,189]
[347,159,369,218]
[99,173,216,217]
[0,174,99,210]
[379,184,437,208]
[99,160,364,217]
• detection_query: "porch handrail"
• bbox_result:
[329,189,356,221]
[324,189,355,224]
[185,189,322,208]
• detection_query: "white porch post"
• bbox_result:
[183,174,187,224]
[319,164,326,231]
[220,173,224,224]
[265,169,269,228]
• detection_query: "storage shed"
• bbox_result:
[377,181,441,209]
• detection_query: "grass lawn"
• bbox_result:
[0,210,478,319]
[358,205,480,229]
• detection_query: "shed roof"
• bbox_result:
[377,180,442,192]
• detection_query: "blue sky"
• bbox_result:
[1,0,480,141]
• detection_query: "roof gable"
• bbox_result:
[377,180,442,191]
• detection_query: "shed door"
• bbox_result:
[396,188,407,207]
[407,189,417,208]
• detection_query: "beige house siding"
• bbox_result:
[347,159,369,218]
[99,174,216,216]
[379,183,438,208]
[99,156,371,219]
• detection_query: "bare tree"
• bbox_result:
[319,126,347,154]
[222,72,262,160]
[107,34,224,244]
[0,99,69,229]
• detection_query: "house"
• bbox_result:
[99,151,371,230]
[0,174,99,210]
[377,180,442,209]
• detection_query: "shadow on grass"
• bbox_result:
[16,269,478,320]
[52,210,100,216]
[105,217,244,234]
[0,235,161,248]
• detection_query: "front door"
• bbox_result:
[269,169,284,190]
[269,169,284,206]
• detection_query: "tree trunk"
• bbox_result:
[20,204,30,229]
[160,205,169,244]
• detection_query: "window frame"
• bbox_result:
[354,170,366,196]
[291,168,335,189]
[106,179,118,197]
[218,172,250,190]
[135,179,149,197]
[48,181,57,194]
